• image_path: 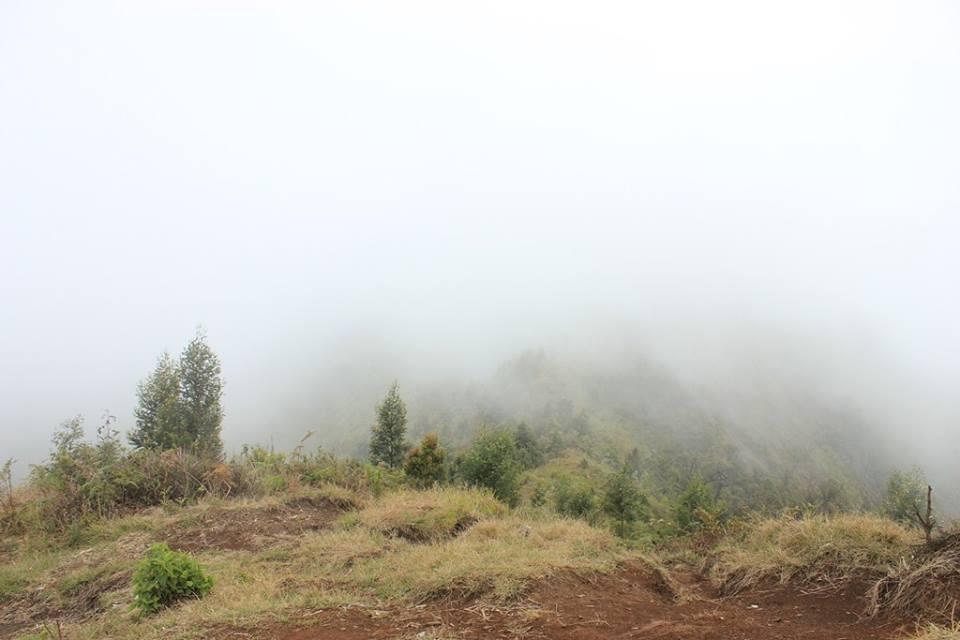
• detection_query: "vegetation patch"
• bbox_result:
[867,531,960,623]
[164,487,358,553]
[344,514,621,601]
[709,512,917,594]
[132,543,213,615]
[906,623,960,640]
[342,487,505,542]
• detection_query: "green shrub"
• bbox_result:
[458,430,521,506]
[29,417,228,534]
[404,433,446,487]
[530,483,548,508]
[676,476,723,532]
[554,478,595,520]
[883,468,926,525]
[263,474,287,493]
[514,423,543,469]
[132,543,213,614]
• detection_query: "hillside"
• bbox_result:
[2,455,959,640]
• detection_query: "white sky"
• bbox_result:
[1,1,959,471]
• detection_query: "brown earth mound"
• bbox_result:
[212,563,912,639]
[166,496,346,553]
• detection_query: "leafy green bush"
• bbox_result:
[883,468,926,525]
[23,416,400,538]
[514,423,543,469]
[29,418,229,535]
[132,543,213,614]
[458,430,521,506]
[262,474,287,493]
[676,476,723,532]
[553,478,595,520]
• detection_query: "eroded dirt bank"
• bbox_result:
[214,563,912,640]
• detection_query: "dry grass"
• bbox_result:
[1,487,362,636]
[867,532,960,622]
[340,487,505,541]
[710,512,918,594]
[8,487,622,639]
[906,623,960,640]
[343,515,620,601]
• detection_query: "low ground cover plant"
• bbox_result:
[132,543,213,614]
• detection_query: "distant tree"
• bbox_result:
[404,433,446,487]
[459,430,521,506]
[129,352,182,450]
[177,330,224,457]
[545,431,565,456]
[813,476,856,514]
[370,382,408,468]
[514,422,543,469]
[1,458,14,514]
[883,469,927,525]
[602,466,647,537]
[626,447,642,475]
[676,476,719,532]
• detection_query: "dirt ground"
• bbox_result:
[165,495,345,552]
[215,564,915,640]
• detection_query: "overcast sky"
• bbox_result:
[1,1,959,473]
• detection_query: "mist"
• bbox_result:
[1,2,958,506]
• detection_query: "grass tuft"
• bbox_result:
[906,623,960,640]
[709,512,917,594]
[341,487,505,541]
[345,514,620,602]
[867,531,960,622]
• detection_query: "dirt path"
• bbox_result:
[214,564,914,639]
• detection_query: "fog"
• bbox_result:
[1,2,958,500]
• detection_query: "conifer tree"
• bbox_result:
[602,465,646,537]
[129,352,182,450]
[128,330,224,457]
[369,382,408,468]
[178,330,224,457]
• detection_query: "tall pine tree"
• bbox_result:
[602,465,647,537]
[129,352,182,450]
[128,330,224,457]
[178,330,224,457]
[369,381,408,468]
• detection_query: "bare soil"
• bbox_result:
[165,496,345,552]
[215,564,916,640]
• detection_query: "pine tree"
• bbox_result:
[129,352,182,450]
[602,466,646,537]
[369,382,408,468]
[129,331,224,457]
[178,330,224,457]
